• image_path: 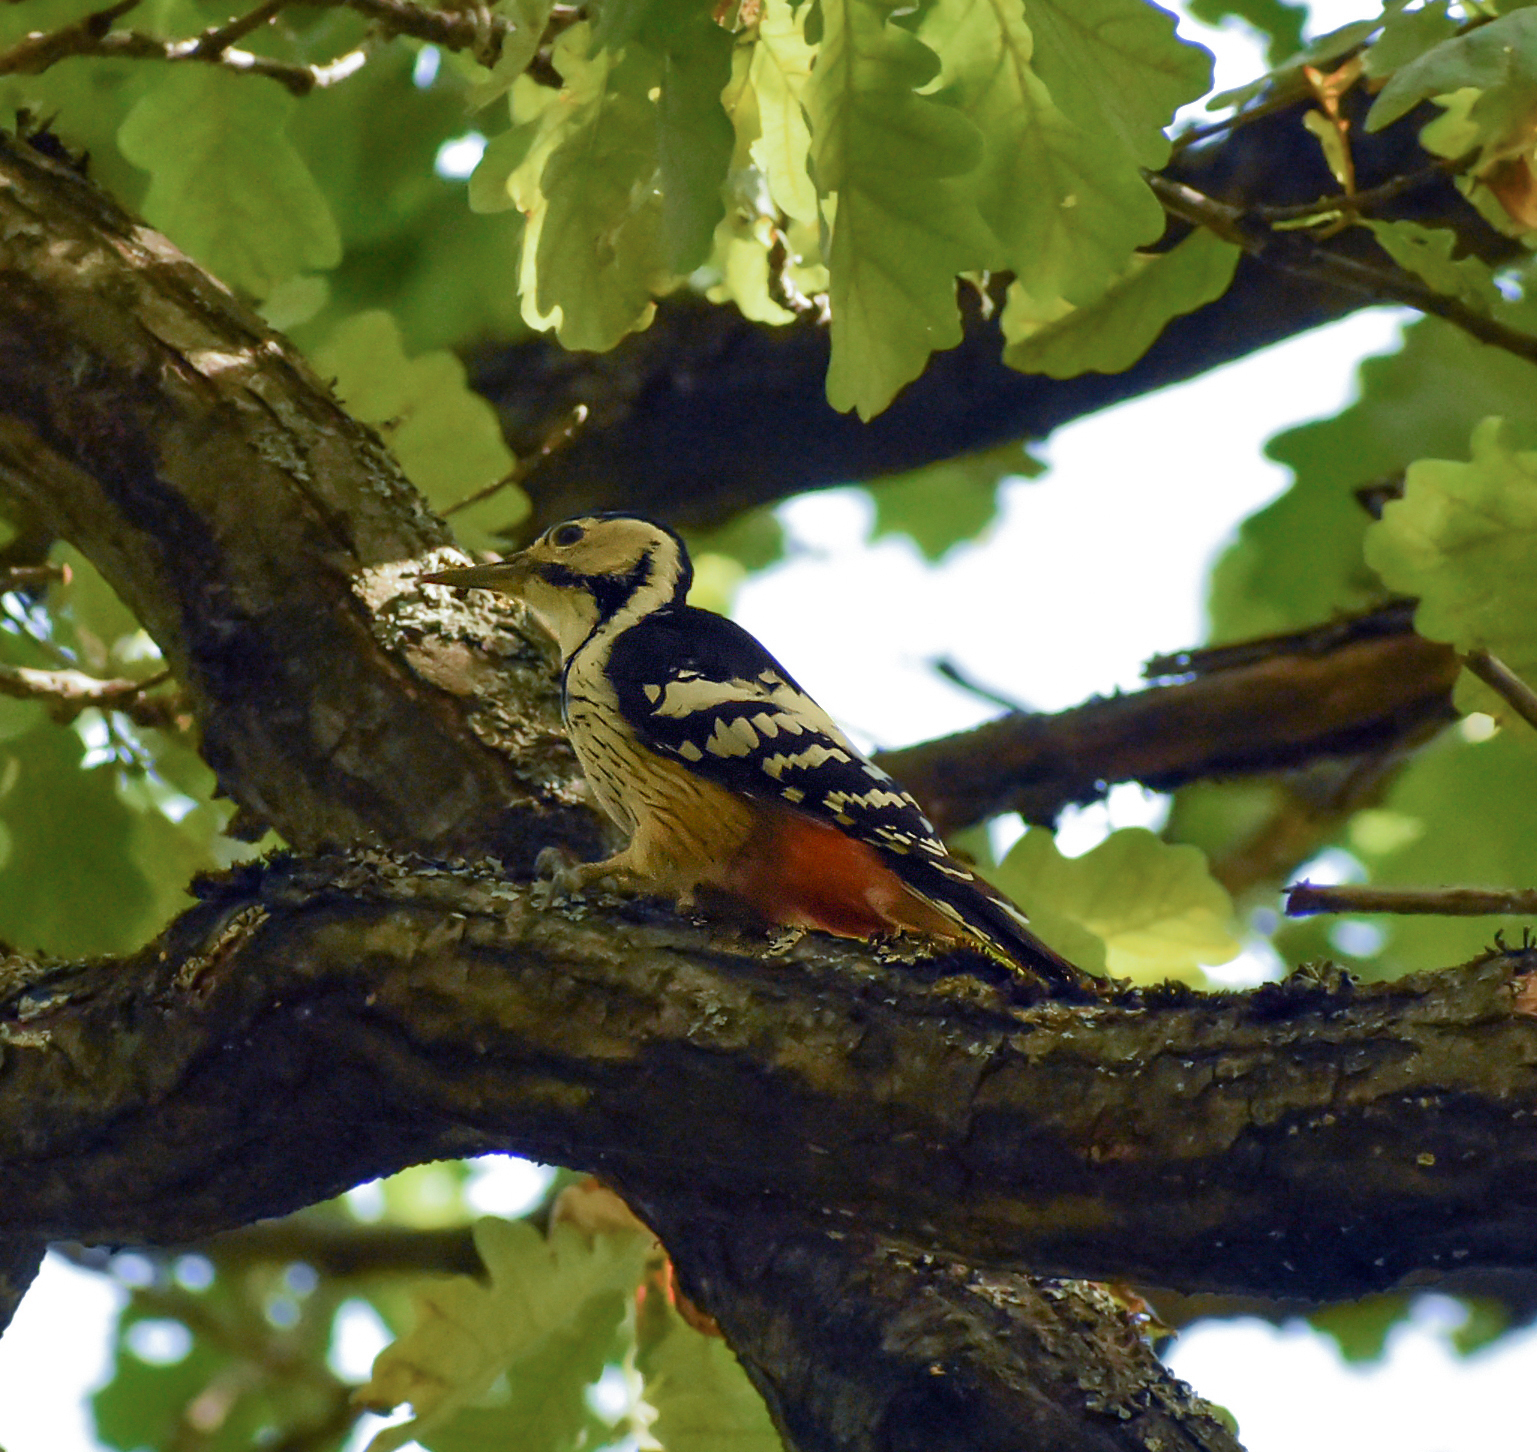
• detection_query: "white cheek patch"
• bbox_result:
[644,684,662,702]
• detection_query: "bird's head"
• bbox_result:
[421,513,692,658]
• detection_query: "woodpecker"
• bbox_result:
[423,514,1084,988]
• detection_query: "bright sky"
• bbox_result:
[4,3,1526,1449]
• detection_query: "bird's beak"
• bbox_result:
[420,556,531,594]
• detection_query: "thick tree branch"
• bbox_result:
[877,606,1459,833]
[650,1209,1240,1452]
[470,94,1519,533]
[0,129,598,868]
[5,853,1537,1308]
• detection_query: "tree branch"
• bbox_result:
[0,661,184,728]
[5,852,1537,1308]
[650,1209,1240,1452]
[876,606,1458,833]
[0,128,598,867]
[1286,883,1537,918]
[1461,648,1537,735]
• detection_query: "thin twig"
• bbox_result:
[0,561,70,592]
[186,0,284,55]
[0,662,182,728]
[1286,882,1537,917]
[0,0,547,89]
[1461,649,1537,734]
[1145,173,1537,369]
[1255,158,1462,225]
[444,403,589,518]
[0,0,139,75]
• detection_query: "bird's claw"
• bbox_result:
[531,846,588,908]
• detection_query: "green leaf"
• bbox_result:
[1309,1294,1413,1363]
[1365,416,1537,719]
[748,0,819,225]
[526,27,670,350]
[989,827,1240,983]
[0,721,154,956]
[1206,14,1387,113]
[469,0,558,110]
[1362,219,1504,313]
[360,1219,651,1452]
[1326,725,1537,975]
[1362,0,1456,80]
[918,0,1168,310]
[868,440,1043,559]
[1208,313,1537,644]
[651,0,736,273]
[1000,227,1240,378]
[642,1317,780,1452]
[469,123,540,214]
[1186,0,1306,65]
[118,69,341,297]
[1024,0,1212,172]
[1367,7,1537,136]
[806,0,995,419]
[311,311,521,547]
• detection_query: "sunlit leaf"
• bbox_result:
[643,1314,780,1452]
[312,311,521,548]
[1000,227,1240,378]
[1362,219,1503,313]
[868,440,1043,559]
[1365,416,1537,719]
[1208,313,1537,644]
[119,69,341,297]
[989,827,1240,982]
[360,1219,651,1452]
[806,0,994,419]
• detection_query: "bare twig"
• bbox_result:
[0,662,182,728]
[0,561,70,592]
[1462,649,1537,735]
[0,0,551,90]
[1146,173,1537,369]
[0,0,140,75]
[444,403,589,518]
[1286,882,1537,917]
[1255,158,1463,225]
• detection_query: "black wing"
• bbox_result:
[604,608,1083,986]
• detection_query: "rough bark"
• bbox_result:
[5,853,1537,1309]
[0,129,597,869]
[649,1211,1239,1452]
[471,95,1517,534]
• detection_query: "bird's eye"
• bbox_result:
[550,523,586,548]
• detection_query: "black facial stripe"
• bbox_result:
[538,550,655,622]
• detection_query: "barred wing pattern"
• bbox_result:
[603,608,1079,984]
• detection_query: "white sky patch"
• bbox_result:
[434,131,488,180]
[413,44,441,88]
[329,1297,395,1383]
[0,1255,124,1452]
[464,1155,556,1217]
[734,309,1409,751]
[1167,1299,1537,1452]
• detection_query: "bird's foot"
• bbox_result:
[531,847,635,908]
